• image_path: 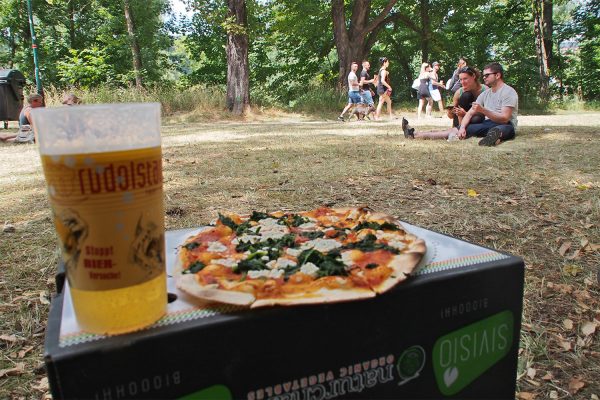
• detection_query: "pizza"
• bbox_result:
[174,207,426,308]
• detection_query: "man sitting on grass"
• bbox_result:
[457,62,518,146]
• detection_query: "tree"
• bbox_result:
[331,0,398,87]
[123,0,144,88]
[533,0,552,102]
[225,0,250,114]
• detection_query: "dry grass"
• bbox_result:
[1,112,599,399]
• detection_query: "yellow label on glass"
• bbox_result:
[42,147,165,291]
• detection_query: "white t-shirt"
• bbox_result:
[476,83,519,129]
[348,71,359,92]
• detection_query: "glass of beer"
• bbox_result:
[31,103,167,335]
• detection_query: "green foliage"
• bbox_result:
[2,0,599,110]
[57,48,112,88]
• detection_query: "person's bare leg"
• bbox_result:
[0,134,17,142]
[426,99,433,117]
[437,100,444,112]
[414,127,458,140]
[417,99,425,119]
[375,95,387,120]
[339,103,352,119]
[387,98,393,119]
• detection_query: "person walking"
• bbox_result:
[429,61,445,112]
[416,63,433,119]
[359,60,376,111]
[375,57,393,120]
[338,62,361,121]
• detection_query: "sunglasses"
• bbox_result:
[482,72,498,78]
[459,66,476,74]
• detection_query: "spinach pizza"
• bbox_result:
[174,207,426,308]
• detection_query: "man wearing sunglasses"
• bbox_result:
[457,62,518,146]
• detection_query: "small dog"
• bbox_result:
[351,103,375,121]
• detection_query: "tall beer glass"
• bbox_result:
[32,103,167,334]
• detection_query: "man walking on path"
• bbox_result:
[458,62,518,146]
[359,60,376,109]
[338,62,361,121]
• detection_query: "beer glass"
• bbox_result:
[32,103,167,334]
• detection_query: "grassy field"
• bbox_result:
[1,112,599,399]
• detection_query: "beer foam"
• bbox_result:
[31,103,161,155]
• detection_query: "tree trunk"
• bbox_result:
[226,0,250,115]
[69,1,76,49]
[533,0,550,102]
[542,0,553,68]
[419,0,431,62]
[9,29,15,68]
[123,0,143,88]
[332,0,401,88]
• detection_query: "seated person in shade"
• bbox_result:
[62,93,82,106]
[1,93,44,143]
[403,66,486,140]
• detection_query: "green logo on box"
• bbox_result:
[178,384,232,400]
[432,311,513,396]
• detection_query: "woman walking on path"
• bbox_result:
[375,57,393,120]
[416,63,433,119]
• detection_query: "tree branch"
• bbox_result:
[365,0,399,33]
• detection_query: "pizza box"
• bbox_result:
[44,222,524,399]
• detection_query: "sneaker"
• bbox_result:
[478,127,502,146]
[337,115,345,122]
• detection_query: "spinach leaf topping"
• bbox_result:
[249,211,271,221]
[353,221,400,231]
[234,258,267,273]
[343,234,400,254]
[218,213,238,230]
[290,214,310,227]
[183,242,200,250]
[300,230,325,239]
[297,249,347,277]
[236,234,297,255]
[218,213,253,235]
[183,261,206,274]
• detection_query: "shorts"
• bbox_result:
[348,91,362,104]
[430,89,441,102]
[360,90,374,106]
[15,125,35,143]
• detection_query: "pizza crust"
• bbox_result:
[371,238,426,294]
[251,287,375,308]
[176,274,256,306]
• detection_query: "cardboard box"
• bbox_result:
[44,223,524,399]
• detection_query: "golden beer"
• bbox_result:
[34,104,166,335]
[41,147,166,334]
